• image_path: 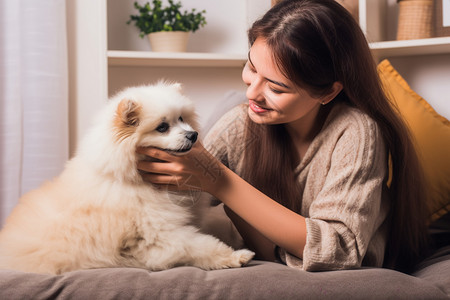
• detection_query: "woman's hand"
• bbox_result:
[136,142,224,194]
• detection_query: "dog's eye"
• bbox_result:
[156,122,169,133]
[178,116,183,122]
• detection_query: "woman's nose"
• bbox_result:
[245,77,264,102]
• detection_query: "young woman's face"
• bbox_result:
[242,38,323,126]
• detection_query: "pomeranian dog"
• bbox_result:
[0,82,254,274]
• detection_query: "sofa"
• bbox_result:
[0,60,449,299]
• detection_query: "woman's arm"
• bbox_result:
[212,162,307,259]
[223,205,276,261]
[137,144,307,259]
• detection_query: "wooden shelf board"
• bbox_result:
[370,37,450,58]
[108,50,247,67]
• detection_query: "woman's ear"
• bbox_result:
[321,81,343,105]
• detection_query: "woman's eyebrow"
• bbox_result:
[266,77,290,89]
[248,51,291,89]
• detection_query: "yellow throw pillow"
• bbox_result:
[378,59,450,221]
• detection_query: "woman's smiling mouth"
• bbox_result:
[249,100,272,113]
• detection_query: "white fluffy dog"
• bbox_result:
[0,82,254,274]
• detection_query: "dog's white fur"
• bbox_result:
[0,82,254,274]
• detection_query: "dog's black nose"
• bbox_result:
[186,131,198,143]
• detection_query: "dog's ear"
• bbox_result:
[116,99,141,127]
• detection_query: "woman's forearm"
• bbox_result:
[208,165,307,259]
[224,205,276,261]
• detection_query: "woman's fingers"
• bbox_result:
[137,147,175,162]
[135,142,219,192]
[137,160,172,174]
[140,172,201,191]
[140,172,176,185]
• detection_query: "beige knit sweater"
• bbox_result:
[204,102,390,271]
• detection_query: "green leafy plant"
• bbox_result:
[127,0,207,38]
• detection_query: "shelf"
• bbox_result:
[108,37,450,68]
[370,37,450,59]
[108,50,247,68]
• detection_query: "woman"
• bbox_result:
[137,0,429,273]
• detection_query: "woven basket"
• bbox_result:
[397,0,434,40]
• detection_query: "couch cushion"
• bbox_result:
[414,245,450,297]
[1,260,449,299]
[378,59,450,221]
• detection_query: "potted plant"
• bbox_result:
[127,0,207,52]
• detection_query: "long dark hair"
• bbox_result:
[242,0,429,273]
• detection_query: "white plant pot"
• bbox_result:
[147,31,190,52]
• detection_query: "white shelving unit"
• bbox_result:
[359,0,450,59]
[357,0,450,121]
[67,0,450,154]
[106,0,450,66]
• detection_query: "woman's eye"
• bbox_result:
[156,122,169,133]
[178,116,183,122]
[269,87,283,94]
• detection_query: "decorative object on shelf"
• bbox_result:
[397,0,434,40]
[147,31,190,52]
[434,0,450,37]
[127,0,206,52]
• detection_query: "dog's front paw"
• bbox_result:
[231,249,255,267]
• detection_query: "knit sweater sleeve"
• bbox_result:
[280,108,389,271]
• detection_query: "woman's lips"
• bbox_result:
[249,100,272,113]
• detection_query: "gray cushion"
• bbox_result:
[413,245,450,297]
[1,257,449,300]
